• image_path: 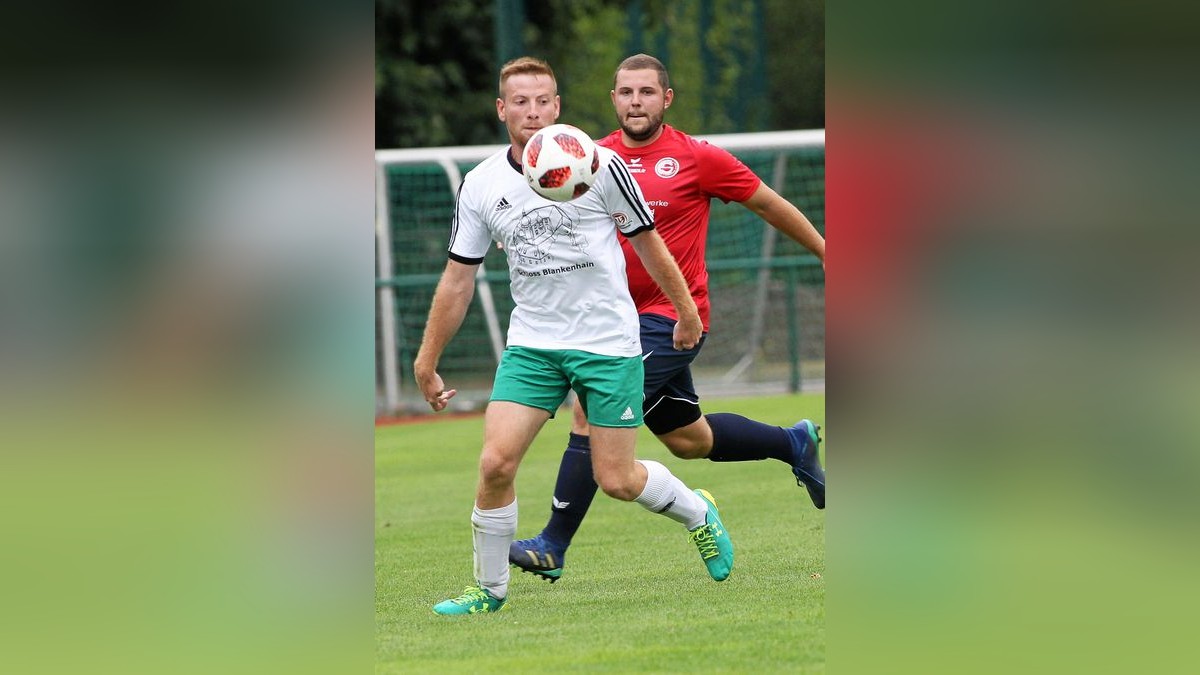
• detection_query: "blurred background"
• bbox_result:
[376,0,824,148]
[2,0,1198,671]
[0,2,374,674]
[375,0,826,415]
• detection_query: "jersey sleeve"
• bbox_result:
[446,178,490,264]
[695,140,762,204]
[596,148,655,237]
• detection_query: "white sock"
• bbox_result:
[633,460,707,530]
[472,500,517,599]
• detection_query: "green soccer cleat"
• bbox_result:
[689,489,734,581]
[432,585,506,616]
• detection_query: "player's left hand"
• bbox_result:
[672,313,703,351]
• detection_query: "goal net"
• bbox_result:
[377,130,824,416]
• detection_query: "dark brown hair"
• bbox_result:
[614,53,670,91]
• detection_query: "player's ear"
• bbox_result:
[664,88,674,108]
[496,98,505,121]
[553,94,561,118]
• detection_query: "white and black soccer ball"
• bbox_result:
[521,123,601,202]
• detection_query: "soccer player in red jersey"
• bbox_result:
[511,54,827,582]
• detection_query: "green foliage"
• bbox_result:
[376,394,826,672]
[766,0,825,129]
[376,0,825,149]
[523,0,630,140]
[375,0,498,147]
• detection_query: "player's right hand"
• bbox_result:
[415,369,457,412]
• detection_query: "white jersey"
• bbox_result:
[449,146,655,357]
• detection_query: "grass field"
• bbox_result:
[376,394,825,673]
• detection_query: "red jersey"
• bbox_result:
[598,124,761,330]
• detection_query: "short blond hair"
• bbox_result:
[498,57,557,98]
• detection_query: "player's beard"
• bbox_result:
[619,110,663,141]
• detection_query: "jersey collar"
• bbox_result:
[506,146,522,174]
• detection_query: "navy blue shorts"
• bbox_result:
[639,313,707,435]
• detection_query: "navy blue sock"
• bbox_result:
[541,433,599,550]
[705,413,793,463]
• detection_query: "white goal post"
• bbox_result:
[376,129,823,415]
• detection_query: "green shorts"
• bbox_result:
[490,347,644,427]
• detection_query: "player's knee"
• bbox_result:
[478,449,519,488]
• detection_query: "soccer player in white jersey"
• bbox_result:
[511,54,826,584]
[414,57,735,616]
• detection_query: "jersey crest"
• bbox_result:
[654,157,680,178]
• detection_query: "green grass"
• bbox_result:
[376,394,825,673]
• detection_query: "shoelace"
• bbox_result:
[689,524,719,560]
[452,586,489,605]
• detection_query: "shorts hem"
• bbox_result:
[488,398,559,417]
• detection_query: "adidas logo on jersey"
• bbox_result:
[494,197,512,212]
[619,406,635,421]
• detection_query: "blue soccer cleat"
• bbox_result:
[787,420,825,509]
[508,535,565,583]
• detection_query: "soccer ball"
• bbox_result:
[522,124,601,202]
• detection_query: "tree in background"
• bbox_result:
[766,0,824,130]
[375,0,824,149]
[375,0,496,148]
[519,0,629,141]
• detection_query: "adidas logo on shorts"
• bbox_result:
[619,406,635,421]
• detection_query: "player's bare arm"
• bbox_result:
[625,229,702,350]
[742,182,825,265]
[413,259,477,411]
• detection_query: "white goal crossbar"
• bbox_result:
[375,129,823,414]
